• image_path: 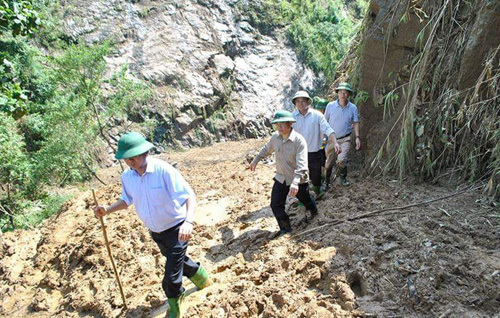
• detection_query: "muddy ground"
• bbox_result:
[1,139,499,317]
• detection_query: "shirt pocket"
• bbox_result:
[149,185,169,207]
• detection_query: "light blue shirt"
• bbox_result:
[292,108,334,152]
[324,100,359,138]
[120,157,194,233]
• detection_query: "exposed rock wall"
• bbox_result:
[60,0,315,148]
[352,0,428,159]
[458,1,500,90]
[351,0,500,161]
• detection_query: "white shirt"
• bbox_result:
[292,108,334,152]
[120,157,194,233]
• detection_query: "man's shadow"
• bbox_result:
[206,202,314,264]
[206,206,277,263]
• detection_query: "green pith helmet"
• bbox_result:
[272,110,296,124]
[115,132,154,160]
[335,82,353,93]
[291,90,313,105]
[313,96,329,110]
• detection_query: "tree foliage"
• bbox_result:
[0,1,153,230]
[237,0,368,81]
[0,0,41,37]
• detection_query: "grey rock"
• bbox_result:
[60,0,317,149]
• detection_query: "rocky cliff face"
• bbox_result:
[60,0,315,148]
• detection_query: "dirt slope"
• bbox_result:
[1,140,499,317]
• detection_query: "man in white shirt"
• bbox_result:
[93,132,211,318]
[291,90,341,196]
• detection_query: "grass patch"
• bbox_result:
[1,194,72,232]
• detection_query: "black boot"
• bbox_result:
[339,166,349,186]
[277,217,292,235]
[320,168,332,192]
[308,206,318,221]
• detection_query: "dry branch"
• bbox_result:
[293,184,483,238]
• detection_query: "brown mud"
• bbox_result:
[1,139,499,317]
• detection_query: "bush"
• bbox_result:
[0,2,154,230]
[236,0,368,81]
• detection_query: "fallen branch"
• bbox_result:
[293,184,484,238]
[83,159,107,185]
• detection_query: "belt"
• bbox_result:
[337,132,351,139]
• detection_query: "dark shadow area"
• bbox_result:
[207,203,317,264]
[206,226,275,263]
[235,206,271,223]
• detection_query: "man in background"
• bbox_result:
[250,110,317,235]
[322,83,361,189]
[291,90,341,197]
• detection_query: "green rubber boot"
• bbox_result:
[167,293,184,318]
[339,166,350,186]
[189,264,212,290]
[312,185,325,200]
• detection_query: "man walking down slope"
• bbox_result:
[322,83,361,189]
[291,90,341,197]
[93,132,211,318]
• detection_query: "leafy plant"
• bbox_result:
[0,5,154,230]
[369,0,500,199]
[0,0,41,37]
[236,0,368,81]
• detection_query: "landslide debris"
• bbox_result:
[1,140,498,317]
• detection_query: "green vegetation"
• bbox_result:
[370,0,500,199]
[0,0,153,231]
[236,0,368,81]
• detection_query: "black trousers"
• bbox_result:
[308,150,325,187]
[270,179,317,222]
[150,222,199,298]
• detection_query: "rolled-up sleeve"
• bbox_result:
[319,114,334,137]
[120,175,133,206]
[352,106,359,122]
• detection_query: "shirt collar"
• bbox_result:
[132,157,155,176]
[294,108,311,117]
[280,128,299,143]
[335,100,351,109]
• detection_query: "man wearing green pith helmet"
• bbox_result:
[323,83,361,189]
[250,110,318,235]
[92,132,211,318]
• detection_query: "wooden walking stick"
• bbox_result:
[92,189,128,309]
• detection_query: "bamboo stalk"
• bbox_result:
[92,189,128,309]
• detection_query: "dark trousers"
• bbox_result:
[270,179,317,222]
[308,151,325,187]
[150,222,199,298]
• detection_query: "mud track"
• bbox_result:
[1,140,499,317]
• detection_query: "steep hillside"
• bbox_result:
[1,140,498,317]
[336,0,499,195]
[59,0,316,147]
